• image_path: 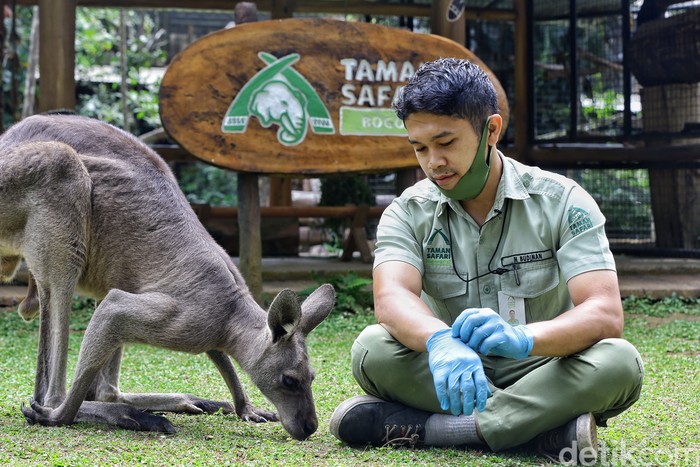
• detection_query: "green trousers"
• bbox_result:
[351,324,644,451]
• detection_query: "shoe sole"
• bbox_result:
[329,395,384,440]
[576,413,598,463]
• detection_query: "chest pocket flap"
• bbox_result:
[423,269,468,299]
[500,254,559,298]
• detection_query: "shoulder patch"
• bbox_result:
[568,206,593,237]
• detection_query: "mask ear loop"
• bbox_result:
[484,116,496,166]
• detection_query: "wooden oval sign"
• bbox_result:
[159,18,509,175]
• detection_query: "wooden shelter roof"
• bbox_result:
[13,0,629,19]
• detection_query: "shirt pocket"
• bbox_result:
[422,268,469,324]
[423,268,468,299]
[500,258,562,322]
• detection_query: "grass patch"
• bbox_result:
[0,296,698,466]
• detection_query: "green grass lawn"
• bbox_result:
[0,295,698,466]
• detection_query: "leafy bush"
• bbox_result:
[299,272,373,315]
[623,294,700,317]
[74,8,167,134]
[178,162,238,207]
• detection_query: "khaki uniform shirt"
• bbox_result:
[374,153,616,326]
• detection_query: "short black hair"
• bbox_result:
[392,57,498,137]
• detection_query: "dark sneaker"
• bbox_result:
[329,395,431,447]
[537,413,598,465]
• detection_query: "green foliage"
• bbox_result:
[74,8,167,134]
[299,272,373,315]
[70,295,96,331]
[581,78,621,122]
[3,8,166,133]
[623,294,700,317]
[177,162,238,207]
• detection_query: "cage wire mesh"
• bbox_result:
[533,0,640,142]
[565,168,654,244]
[528,0,700,255]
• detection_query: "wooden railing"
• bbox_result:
[190,203,386,263]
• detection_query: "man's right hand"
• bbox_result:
[426,328,491,416]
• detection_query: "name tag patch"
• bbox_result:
[501,249,554,267]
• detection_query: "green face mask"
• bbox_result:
[433,117,493,200]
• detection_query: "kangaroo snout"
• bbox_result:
[282,412,318,440]
[304,418,318,438]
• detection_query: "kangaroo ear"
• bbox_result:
[299,283,335,335]
[267,289,301,343]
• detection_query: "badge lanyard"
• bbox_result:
[445,198,513,284]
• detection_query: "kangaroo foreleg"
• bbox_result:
[18,272,40,322]
[207,350,278,422]
[114,390,235,415]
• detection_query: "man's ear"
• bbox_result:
[487,114,503,144]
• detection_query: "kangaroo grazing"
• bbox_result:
[0,114,335,440]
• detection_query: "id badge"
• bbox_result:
[498,291,526,326]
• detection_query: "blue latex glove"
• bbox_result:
[426,328,491,416]
[452,308,534,359]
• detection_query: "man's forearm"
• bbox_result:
[375,292,448,352]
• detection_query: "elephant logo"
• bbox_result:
[249,81,308,145]
[222,52,335,146]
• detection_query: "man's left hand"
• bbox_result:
[452,308,534,359]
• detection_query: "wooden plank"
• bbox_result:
[205,204,387,219]
[16,0,434,17]
[159,18,510,175]
[340,204,372,263]
[206,205,386,219]
[18,0,515,19]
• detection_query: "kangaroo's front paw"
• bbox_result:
[20,398,64,427]
[191,398,234,415]
[238,403,278,423]
[17,295,40,321]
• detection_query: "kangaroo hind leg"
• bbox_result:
[0,142,93,409]
[92,344,235,416]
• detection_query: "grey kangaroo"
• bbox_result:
[0,114,335,440]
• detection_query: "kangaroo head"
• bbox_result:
[249,284,334,440]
